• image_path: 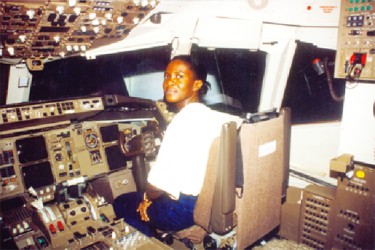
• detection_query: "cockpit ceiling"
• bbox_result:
[0,0,159,62]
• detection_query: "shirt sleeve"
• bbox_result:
[147,112,186,199]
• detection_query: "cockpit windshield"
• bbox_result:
[28,45,266,116]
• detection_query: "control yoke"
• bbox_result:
[118,121,162,196]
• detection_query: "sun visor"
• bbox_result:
[193,17,262,50]
[86,26,171,58]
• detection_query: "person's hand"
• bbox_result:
[137,193,152,221]
[175,225,208,244]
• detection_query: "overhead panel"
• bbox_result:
[0,0,159,61]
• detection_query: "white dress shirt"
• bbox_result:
[147,103,242,199]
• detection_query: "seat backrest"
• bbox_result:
[193,121,238,235]
[192,108,291,248]
[235,108,291,249]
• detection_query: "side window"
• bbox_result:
[282,41,346,124]
[191,45,266,114]
[122,48,171,101]
[0,64,10,105]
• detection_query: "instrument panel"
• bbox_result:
[0,95,169,249]
[0,96,104,126]
[0,94,163,200]
[334,0,375,81]
[0,120,147,201]
[1,186,170,250]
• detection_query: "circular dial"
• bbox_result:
[85,133,99,148]
[54,153,63,161]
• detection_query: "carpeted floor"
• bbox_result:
[170,235,314,249]
[252,238,314,250]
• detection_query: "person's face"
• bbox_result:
[163,59,203,109]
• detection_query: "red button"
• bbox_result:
[49,224,56,234]
[57,221,64,231]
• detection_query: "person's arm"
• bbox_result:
[137,183,165,222]
[145,182,165,200]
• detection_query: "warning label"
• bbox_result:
[319,5,338,14]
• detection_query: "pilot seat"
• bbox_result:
[169,107,291,249]
[114,107,291,249]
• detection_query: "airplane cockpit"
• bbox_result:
[0,0,374,249]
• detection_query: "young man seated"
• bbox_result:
[113,55,242,238]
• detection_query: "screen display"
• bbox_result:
[105,145,126,170]
[16,135,48,164]
[0,196,25,212]
[21,161,54,189]
[100,124,119,143]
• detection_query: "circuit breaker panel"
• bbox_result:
[334,0,374,81]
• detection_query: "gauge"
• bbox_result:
[124,128,133,138]
[55,153,63,161]
[85,133,99,148]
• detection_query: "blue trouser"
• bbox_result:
[113,192,198,237]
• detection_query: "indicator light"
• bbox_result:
[57,221,64,231]
[356,170,365,178]
[49,224,56,234]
